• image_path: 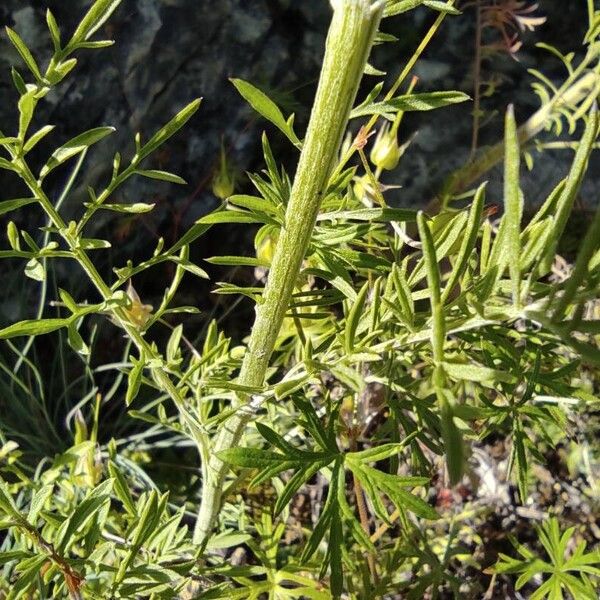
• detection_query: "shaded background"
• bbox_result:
[0,0,596,363]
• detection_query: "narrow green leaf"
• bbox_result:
[274,461,325,517]
[27,485,53,525]
[49,58,78,83]
[441,182,485,303]
[512,422,529,504]
[329,502,344,598]
[55,479,113,553]
[5,28,43,82]
[384,0,426,17]
[0,481,21,520]
[197,209,278,226]
[364,62,386,76]
[126,354,145,405]
[218,448,287,469]
[356,463,438,520]
[136,99,201,162]
[40,127,115,179]
[348,441,418,463]
[0,318,70,339]
[79,237,111,250]
[11,67,27,95]
[273,373,312,400]
[7,555,48,598]
[0,198,36,216]
[92,202,155,214]
[231,78,301,148]
[228,194,281,216]
[443,361,514,383]
[6,221,20,251]
[417,212,444,363]
[0,551,31,566]
[0,158,17,173]
[206,255,269,267]
[384,0,461,16]
[418,215,464,482]
[46,9,61,52]
[317,207,416,222]
[503,105,523,307]
[75,40,115,49]
[18,91,36,140]
[552,187,600,322]
[116,491,160,582]
[136,169,187,185]
[67,0,123,48]
[108,461,136,516]
[349,91,469,119]
[540,107,599,273]
[67,323,89,355]
[345,281,369,353]
[23,125,55,154]
[423,0,462,14]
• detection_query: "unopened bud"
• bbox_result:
[212,141,235,200]
[370,123,401,171]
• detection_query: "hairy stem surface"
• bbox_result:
[193,0,384,546]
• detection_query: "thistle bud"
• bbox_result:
[370,123,402,171]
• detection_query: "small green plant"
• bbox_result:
[0,0,599,598]
[494,518,600,599]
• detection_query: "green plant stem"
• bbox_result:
[439,68,600,204]
[15,162,207,461]
[15,150,88,374]
[331,0,456,181]
[193,0,385,546]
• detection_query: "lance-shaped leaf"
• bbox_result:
[441,182,485,303]
[231,78,302,148]
[349,91,469,119]
[552,197,600,322]
[0,198,37,217]
[55,479,113,554]
[67,0,123,48]
[5,28,43,82]
[418,212,464,484]
[0,318,71,339]
[135,169,187,185]
[345,280,370,353]
[40,127,115,179]
[503,105,523,307]
[317,207,416,222]
[384,0,461,17]
[539,106,599,273]
[135,99,201,163]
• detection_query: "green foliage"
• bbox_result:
[495,518,600,599]
[0,0,599,598]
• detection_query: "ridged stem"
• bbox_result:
[193,0,384,546]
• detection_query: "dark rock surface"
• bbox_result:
[0,1,595,245]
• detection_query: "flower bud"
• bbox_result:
[353,174,374,201]
[212,170,235,200]
[212,142,235,200]
[370,123,401,171]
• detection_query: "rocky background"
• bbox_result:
[0,0,596,316]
